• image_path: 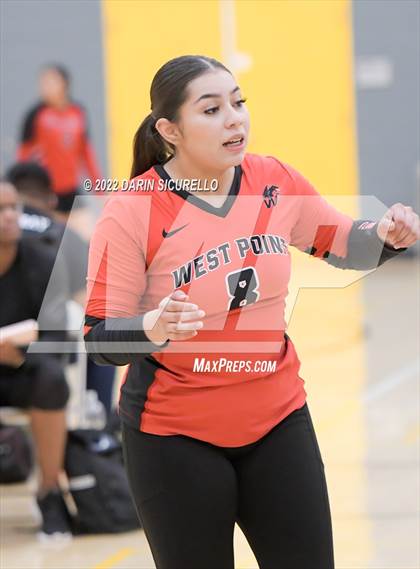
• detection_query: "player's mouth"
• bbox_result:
[222,135,246,151]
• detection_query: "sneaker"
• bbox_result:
[36,488,72,542]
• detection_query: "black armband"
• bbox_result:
[84,314,169,366]
[304,219,407,270]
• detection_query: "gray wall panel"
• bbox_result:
[353,0,419,216]
[0,0,108,176]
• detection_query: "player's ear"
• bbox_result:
[155,117,181,148]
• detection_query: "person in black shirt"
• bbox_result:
[5,162,116,414]
[0,181,71,539]
[5,162,87,303]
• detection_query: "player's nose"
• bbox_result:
[224,105,243,129]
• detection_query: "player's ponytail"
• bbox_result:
[130,113,170,178]
[130,55,231,178]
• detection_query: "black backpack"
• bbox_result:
[63,429,140,534]
[0,424,33,484]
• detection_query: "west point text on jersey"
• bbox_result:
[172,234,289,289]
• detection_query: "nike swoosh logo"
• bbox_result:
[162,223,189,238]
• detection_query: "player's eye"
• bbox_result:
[204,106,219,115]
[204,98,247,115]
[234,98,247,107]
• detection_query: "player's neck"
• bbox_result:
[164,157,234,196]
[48,96,70,110]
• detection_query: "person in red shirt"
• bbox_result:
[84,56,419,568]
[17,64,101,228]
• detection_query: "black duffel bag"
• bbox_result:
[0,423,33,484]
[64,429,140,534]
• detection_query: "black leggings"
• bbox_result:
[121,402,334,569]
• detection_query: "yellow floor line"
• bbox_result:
[92,547,136,569]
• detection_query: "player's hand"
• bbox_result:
[143,290,205,344]
[0,340,25,368]
[377,204,420,249]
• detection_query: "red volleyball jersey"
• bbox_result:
[17,102,101,194]
[84,153,402,446]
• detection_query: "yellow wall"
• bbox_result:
[235,0,358,198]
[102,0,222,180]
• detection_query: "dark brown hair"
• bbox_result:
[130,55,231,178]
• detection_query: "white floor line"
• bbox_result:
[362,360,420,403]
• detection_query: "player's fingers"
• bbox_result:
[170,289,189,301]
[165,310,205,324]
[160,309,204,324]
[392,212,420,248]
[387,206,411,243]
[178,309,206,322]
[377,212,395,242]
[165,300,199,312]
[167,330,198,341]
[387,205,408,242]
[166,320,204,333]
[391,227,411,247]
[160,310,182,324]
[158,290,189,309]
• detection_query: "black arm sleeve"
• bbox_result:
[84,314,169,366]
[304,219,407,270]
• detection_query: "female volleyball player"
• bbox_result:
[17,64,101,231]
[84,56,419,568]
